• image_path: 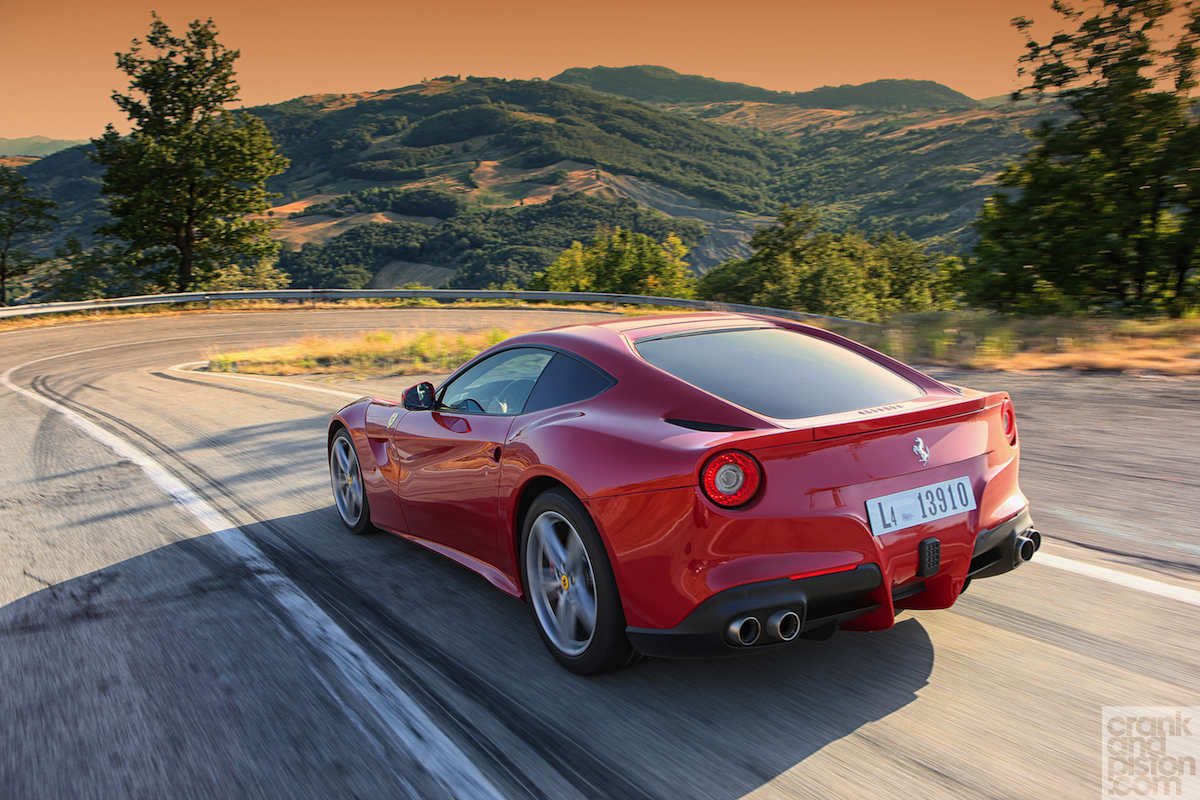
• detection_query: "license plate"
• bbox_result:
[866,477,976,535]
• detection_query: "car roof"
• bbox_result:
[495,312,780,386]
[524,312,786,353]
[573,312,779,339]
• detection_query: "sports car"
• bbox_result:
[327,312,1040,674]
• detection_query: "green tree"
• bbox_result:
[696,204,823,310]
[0,166,57,305]
[92,15,290,292]
[199,257,291,291]
[698,205,957,321]
[970,0,1200,315]
[529,228,695,298]
[37,237,145,302]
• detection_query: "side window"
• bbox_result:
[524,353,614,414]
[439,348,553,415]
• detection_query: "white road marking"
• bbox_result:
[170,362,363,400]
[1,359,502,800]
[1035,552,1200,609]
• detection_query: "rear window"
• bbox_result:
[635,327,922,419]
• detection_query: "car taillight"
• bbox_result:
[1001,399,1018,447]
[701,451,762,508]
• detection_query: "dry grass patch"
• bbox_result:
[879,313,1200,374]
[205,328,511,377]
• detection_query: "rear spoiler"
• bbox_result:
[812,395,995,440]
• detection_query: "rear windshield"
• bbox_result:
[635,327,923,419]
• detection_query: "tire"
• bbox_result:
[329,428,373,534]
[521,488,636,674]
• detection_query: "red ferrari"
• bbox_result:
[328,312,1039,674]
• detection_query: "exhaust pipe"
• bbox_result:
[726,615,761,646]
[1015,529,1042,564]
[767,610,801,642]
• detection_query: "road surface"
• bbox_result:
[1,307,1197,799]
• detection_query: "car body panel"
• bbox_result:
[388,409,514,566]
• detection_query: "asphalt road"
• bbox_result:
[1,308,1197,800]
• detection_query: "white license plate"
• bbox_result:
[866,477,976,535]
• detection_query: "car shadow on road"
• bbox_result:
[0,506,935,799]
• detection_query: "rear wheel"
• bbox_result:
[521,488,636,674]
[330,428,373,534]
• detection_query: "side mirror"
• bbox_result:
[402,381,436,411]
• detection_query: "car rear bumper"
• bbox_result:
[625,563,883,658]
[624,506,1039,659]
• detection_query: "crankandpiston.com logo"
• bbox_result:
[1104,707,1200,797]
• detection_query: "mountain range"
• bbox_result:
[15,66,1058,291]
[550,66,980,110]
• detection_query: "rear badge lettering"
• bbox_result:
[858,404,903,415]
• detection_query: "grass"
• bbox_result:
[876,312,1200,374]
[205,328,511,377]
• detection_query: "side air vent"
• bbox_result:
[665,419,753,432]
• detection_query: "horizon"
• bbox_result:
[1,0,1057,141]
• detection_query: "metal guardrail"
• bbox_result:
[0,288,880,328]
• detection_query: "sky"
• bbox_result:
[0,0,1060,141]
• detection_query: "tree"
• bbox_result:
[697,205,958,321]
[529,228,696,298]
[0,167,57,306]
[199,257,291,291]
[37,237,144,302]
[92,15,289,292]
[970,0,1200,315]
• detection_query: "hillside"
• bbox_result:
[255,77,777,212]
[680,100,1066,240]
[550,66,979,110]
[16,73,1050,293]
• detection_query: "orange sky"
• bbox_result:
[1,0,1059,140]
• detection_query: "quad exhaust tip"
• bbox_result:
[726,615,761,646]
[767,610,801,642]
[1016,529,1042,564]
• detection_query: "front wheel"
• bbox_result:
[521,488,636,674]
[329,428,373,534]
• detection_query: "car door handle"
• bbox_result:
[433,413,471,434]
[490,446,502,463]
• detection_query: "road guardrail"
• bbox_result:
[0,288,880,328]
